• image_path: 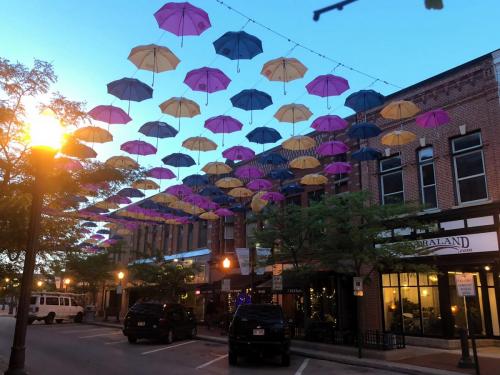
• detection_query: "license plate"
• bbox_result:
[253,328,265,336]
[137,321,146,327]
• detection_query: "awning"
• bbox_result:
[199,273,270,294]
[255,274,303,294]
[130,248,211,265]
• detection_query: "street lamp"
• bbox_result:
[6,108,65,375]
[4,278,10,284]
[116,271,125,323]
[117,271,125,281]
[36,281,43,288]
[222,257,231,269]
[63,278,71,292]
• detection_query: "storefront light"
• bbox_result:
[421,289,429,297]
[484,265,491,271]
[429,274,438,283]
[451,305,459,315]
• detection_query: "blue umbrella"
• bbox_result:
[162,152,196,180]
[200,185,224,197]
[344,90,384,113]
[68,195,88,203]
[139,200,163,210]
[107,77,153,113]
[351,147,382,161]
[213,31,263,72]
[139,121,178,147]
[260,153,288,165]
[111,234,124,241]
[281,182,304,195]
[347,122,382,139]
[84,206,108,214]
[117,188,145,198]
[230,89,273,124]
[230,203,247,212]
[82,222,97,228]
[268,168,294,180]
[97,229,110,234]
[183,174,209,187]
[246,127,282,151]
[212,195,236,205]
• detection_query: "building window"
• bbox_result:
[162,225,170,255]
[199,221,208,248]
[187,223,194,250]
[380,154,404,204]
[418,147,437,209]
[177,225,184,251]
[452,132,488,204]
[285,195,302,206]
[224,216,234,240]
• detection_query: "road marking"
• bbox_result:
[61,328,110,334]
[79,331,122,338]
[104,340,129,345]
[196,354,228,369]
[295,358,310,375]
[141,340,196,355]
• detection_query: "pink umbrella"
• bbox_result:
[55,157,83,171]
[261,192,285,202]
[184,67,231,105]
[200,200,219,211]
[416,109,450,128]
[222,146,255,161]
[247,179,273,191]
[235,166,264,179]
[204,115,243,146]
[88,105,132,128]
[306,74,349,109]
[316,141,349,157]
[176,217,191,225]
[146,167,176,180]
[120,140,157,156]
[215,208,234,217]
[311,115,348,132]
[165,184,193,197]
[91,234,105,240]
[324,162,352,175]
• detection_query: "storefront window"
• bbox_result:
[486,272,500,336]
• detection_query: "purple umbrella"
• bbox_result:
[204,115,243,146]
[222,146,255,161]
[247,179,273,191]
[88,105,132,128]
[154,2,211,46]
[165,184,193,197]
[306,74,350,109]
[316,141,349,157]
[311,115,348,132]
[324,162,352,175]
[215,208,234,217]
[200,200,219,211]
[146,167,176,180]
[91,234,105,240]
[235,166,264,179]
[261,192,285,202]
[184,67,231,105]
[120,140,157,157]
[416,109,450,128]
[183,194,206,206]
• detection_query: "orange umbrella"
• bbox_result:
[274,104,312,135]
[200,211,219,220]
[261,57,307,94]
[105,156,139,170]
[216,177,243,188]
[282,135,316,151]
[74,126,112,144]
[289,156,320,170]
[182,136,217,164]
[228,187,254,198]
[159,97,201,131]
[202,162,232,175]
[381,130,417,146]
[300,173,328,185]
[381,100,420,120]
[132,179,160,190]
[151,193,178,204]
[251,191,268,213]
[128,44,180,86]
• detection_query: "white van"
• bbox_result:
[29,293,84,324]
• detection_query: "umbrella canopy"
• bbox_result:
[151,192,178,204]
[281,182,304,195]
[311,115,348,133]
[235,165,264,179]
[268,168,294,181]
[159,97,201,130]
[120,140,157,156]
[261,192,285,202]
[107,77,153,112]
[274,104,312,135]
[165,184,193,197]
[381,130,417,146]
[282,135,316,151]
[97,229,110,235]
[183,174,209,187]
[259,152,287,165]
[344,89,384,113]
[55,157,83,171]
[347,122,382,139]
[82,222,97,228]
[246,127,282,147]
[204,115,243,146]
[216,177,243,189]
[416,109,450,128]
[182,136,217,162]
[230,89,273,124]
[128,44,180,86]
[154,2,211,45]
[289,156,320,169]
[251,191,268,213]
[184,67,231,105]
[316,140,349,156]
[74,126,112,144]
[247,179,273,191]
[212,194,236,205]
[306,74,350,109]
[117,187,145,198]
[324,162,352,175]
[61,140,97,159]
[213,31,263,72]
[107,195,131,204]
[162,153,196,167]
[200,185,224,197]
[202,161,232,175]
[351,147,381,161]
[146,167,176,180]
[261,57,307,94]
[222,145,255,161]
[300,173,328,186]
[214,208,234,217]
[88,105,132,125]
[228,187,254,198]
[200,211,219,220]
[139,121,178,146]
[95,201,120,210]
[105,156,139,170]
[381,100,420,120]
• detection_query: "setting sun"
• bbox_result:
[26,108,65,151]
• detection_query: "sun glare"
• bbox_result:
[27,108,65,150]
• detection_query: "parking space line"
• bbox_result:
[61,328,110,334]
[295,358,310,375]
[141,340,196,355]
[196,354,228,369]
[79,331,122,339]
[104,340,129,345]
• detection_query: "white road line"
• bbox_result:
[79,331,122,339]
[141,340,197,355]
[104,340,129,345]
[196,354,228,370]
[295,358,310,375]
[61,328,110,334]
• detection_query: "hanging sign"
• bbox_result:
[353,277,364,297]
[235,248,250,275]
[455,273,476,297]
[255,247,271,275]
[221,278,231,292]
[272,275,283,291]
[272,264,283,276]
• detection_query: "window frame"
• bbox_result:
[418,146,438,209]
[379,153,404,205]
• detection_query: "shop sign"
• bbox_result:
[272,275,283,291]
[412,232,499,257]
[255,247,271,275]
[455,273,476,297]
[221,278,231,292]
[353,277,363,297]
[235,248,250,275]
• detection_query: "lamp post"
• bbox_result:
[63,278,71,293]
[5,109,64,375]
[116,271,124,322]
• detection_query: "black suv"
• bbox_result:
[228,304,291,366]
[123,302,196,344]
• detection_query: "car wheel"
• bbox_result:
[74,312,83,323]
[44,312,55,325]
[127,336,137,344]
[281,353,290,367]
[228,351,237,366]
[188,326,197,339]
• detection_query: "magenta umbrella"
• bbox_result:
[146,167,176,180]
[184,67,231,105]
[120,140,157,160]
[247,179,273,191]
[154,2,211,47]
[324,162,352,175]
[165,184,193,198]
[311,115,348,132]
[416,109,450,128]
[222,146,255,161]
[215,208,234,217]
[200,200,219,211]
[184,194,206,206]
[316,141,349,157]
[306,74,349,109]
[261,191,285,202]
[88,105,132,129]
[204,115,243,146]
[235,166,264,179]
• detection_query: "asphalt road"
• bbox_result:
[0,316,399,375]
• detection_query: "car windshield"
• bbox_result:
[235,305,283,322]
[129,303,163,315]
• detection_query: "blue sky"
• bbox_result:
[1,0,499,197]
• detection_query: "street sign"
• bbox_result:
[272,264,283,276]
[455,273,476,297]
[116,285,122,295]
[272,275,283,291]
[221,278,231,292]
[353,277,363,297]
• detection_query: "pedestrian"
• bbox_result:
[205,298,216,330]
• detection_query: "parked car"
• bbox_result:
[28,293,84,324]
[228,304,291,366]
[123,302,196,344]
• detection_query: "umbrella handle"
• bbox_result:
[237,59,240,74]
[327,96,331,110]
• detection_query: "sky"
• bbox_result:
[1,0,499,202]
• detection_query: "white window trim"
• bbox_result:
[418,149,438,209]
[452,148,488,205]
[381,170,405,205]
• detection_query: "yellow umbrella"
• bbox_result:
[182,205,205,215]
[274,104,313,135]
[300,173,328,186]
[289,156,320,170]
[151,193,178,204]
[381,130,417,146]
[228,187,254,198]
[128,44,180,86]
[132,179,160,190]
[182,136,217,164]
[261,57,308,94]
[94,201,120,210]
[381,100,420,120]
[104,223,117,229]
[168,200,187,210]
[159,97,201,131]
[202,162,232,175]
[215,177,243,189]
[282,135,316,151]
[251,191,268,213]
[74,126,113,144]
[200,211,219,220]
[105,156,139,170]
